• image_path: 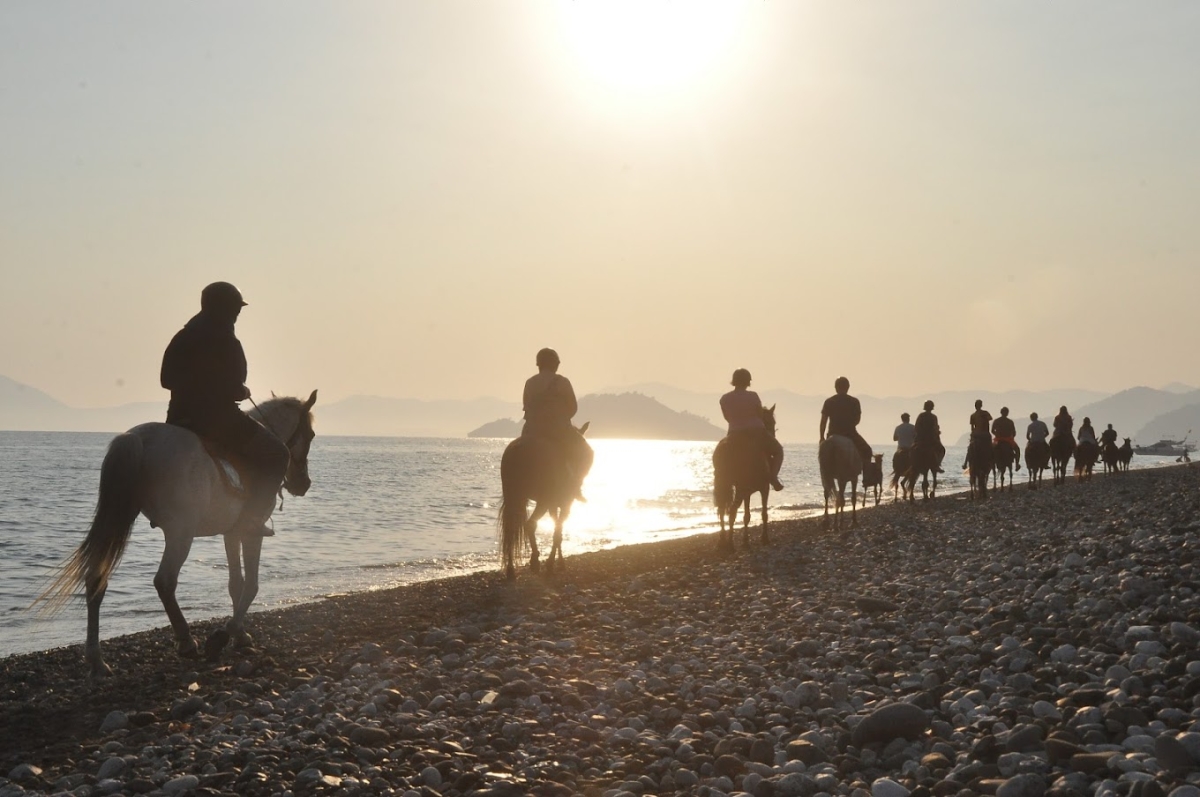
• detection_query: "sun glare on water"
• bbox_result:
[533,439,717,549]
[557,0,748,94]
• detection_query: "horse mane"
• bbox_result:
[250,396,314,429]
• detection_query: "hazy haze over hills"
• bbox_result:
[9,373,1198,444]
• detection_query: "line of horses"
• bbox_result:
[37,396,1140,678]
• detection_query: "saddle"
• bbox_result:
[200,438,251,496]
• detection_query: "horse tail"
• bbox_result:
[712,441,733,509]
[818,441,833,498]
[496,443,530,574]
[37,432,143,613]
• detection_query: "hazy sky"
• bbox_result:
[3,1,1198,409]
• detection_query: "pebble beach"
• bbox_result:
[3,465,1200,797]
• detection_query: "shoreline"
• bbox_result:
[3,463,1200,796]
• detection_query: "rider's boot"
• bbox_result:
[230,481,277,537]
[772,477,785,491]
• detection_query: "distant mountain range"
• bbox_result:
[468,393,725,441]
[3,373,1197,445]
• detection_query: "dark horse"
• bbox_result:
[860,453,884,507]
[891,448,911,502]
[1050,434,1075,486]
[991,440,1018,492]
[967,435,994,500]
[819,435,861,528]
[1100,440,1121,474]
[713,406,776,550]
[892,442,939,502]
[497,422,589,580]
[1074,439,1099,480]
[1025,439,1050,489]
[1118,438,1133,472]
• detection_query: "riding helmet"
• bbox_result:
[201,282,248,313]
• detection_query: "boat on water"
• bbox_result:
[1133,438,1196,456]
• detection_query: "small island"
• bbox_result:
[467,392,725,441]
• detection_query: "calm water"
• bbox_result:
[0,432,1175,658]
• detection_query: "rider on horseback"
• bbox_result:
[991,407,1021,470]
[522,348,593,502]
[1078,417,1098,445]
[963,399,993,469]
[893,413,916,452]
[1100,423,1118,447]
[1053,406,1074,439]
[719,369,784,491]
[160,282,290,537]
[914,400,946,472]
[819,377,872,463]
[1027,411,1050,446]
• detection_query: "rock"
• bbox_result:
[996,774,1046,797]
[872,778,912,797]
[168,695,206,720]
[856,596,901,613]
[1154,735,1192,773]
[852,703,930,746]
[7,763,42,782]
[787,740,824,764]
[96,757,127,780]
[162,775,200,794]
[1168,788,1200,797]
[750,738,776,765]
[1169,623,1200,644]
[350,725,391,746]
[99,710,128,733]
[1070,752,1118,773]
[1004,724,1044,752]
[421,766,443,787]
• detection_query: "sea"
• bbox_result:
[0,432,1179,658]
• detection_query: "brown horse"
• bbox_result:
[1050,434,1075,486]
[1100,439,1121,474]
[497,422,589,580]
[991,440,1018,492]
[967,435,994,500]
[891,448,911,501]
[1025,439,1050,489]
[819,435,861,528]
[892,442,939,502]
[1074,439,1099,480]
[1117,438,1133,472]
[713,406,776,550]
[860,453,884,507]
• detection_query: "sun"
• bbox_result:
[557,0,747,94]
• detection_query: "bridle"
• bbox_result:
[248,396,312,504]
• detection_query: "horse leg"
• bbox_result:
[759,489,768,545]
[850,480,858,527]
[526,505,548,574]
[548,506,567,573]
[154,532,200,659]
[741,496,752,549]
[206,534,260,659]
[84,576,112,679]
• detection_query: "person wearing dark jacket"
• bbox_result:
[161,282,289,536]
[914,399,946,472]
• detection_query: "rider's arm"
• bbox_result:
[819,413,828,442]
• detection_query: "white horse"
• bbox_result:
[819,435,862,529]
[38,391,318,678]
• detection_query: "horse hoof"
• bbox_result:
[87,660,114,681]
[234,630,254,650]
[205,629,230,661]
[178,636,201,659]
[505,565,516,582]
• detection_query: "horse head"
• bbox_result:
[763,404,777,437]
[252,390,318,497]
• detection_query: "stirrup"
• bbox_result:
[771,478,784,491]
